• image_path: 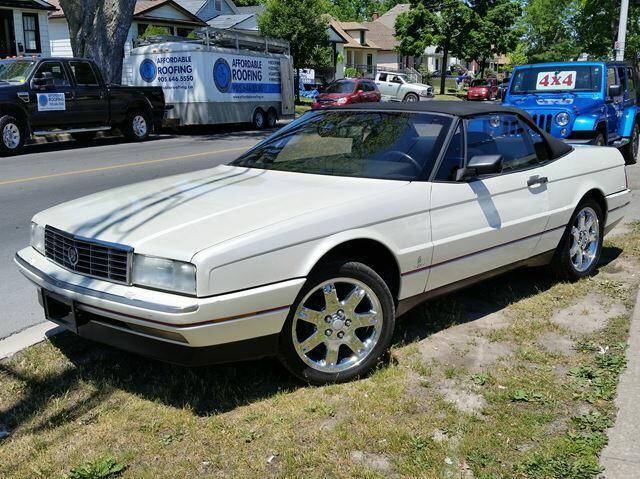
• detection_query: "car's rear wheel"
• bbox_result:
[122,110,150,141]
[552,199,603,281]
[403,92,419,102]
[279,261,395,384]
[252,108,266,129]
[593,131,606,146]
[622,122,639,165]
[266,108,278,128]
[0,115,25,156]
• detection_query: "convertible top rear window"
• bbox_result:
[231,111,453,181]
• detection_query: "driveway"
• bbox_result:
[0,127,274,339]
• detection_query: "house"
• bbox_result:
[0,0,55,58]
[327,19,379,79]
[47,0,207,58]
[178,0,239,22]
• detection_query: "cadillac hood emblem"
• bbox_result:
[66,246,79,266]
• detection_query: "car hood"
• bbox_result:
[316,92,349,100]
[33,165,407,262]
[408,82,432,91]
[505,95,601,115]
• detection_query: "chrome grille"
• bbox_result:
[44,226,132,284]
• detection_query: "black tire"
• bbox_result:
[0,115,26,156]
[403,92,419,102]
[278,260,396,385]
[121,110,150,142]
[622,122,639,165]
[252,108,266,129]
[551,198,604,281]
[71,131,96,143]
[266,108,278,128]
[593,131,606,146]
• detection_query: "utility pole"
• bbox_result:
[616,0,630,61]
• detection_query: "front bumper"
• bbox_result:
[15,247,304,364]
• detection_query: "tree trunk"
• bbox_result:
[440,49,449,95]
[59,0,137,84]
[480,59,486,79]
[296,67,301,103]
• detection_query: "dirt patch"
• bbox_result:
[349,450,393,473]
[439,380,487,415]
[538,332,577,356]
[551,296,627,335]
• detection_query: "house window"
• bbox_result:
[359,30,365,45]
[215,0,222,11]
[176,28,193,37]
[22,13,41,53]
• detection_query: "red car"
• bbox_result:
[466,78,499,101]
[312,78,381,109]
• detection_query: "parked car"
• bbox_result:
[375,71,434,102]
[16,102,630,384]
[311,78,380,109]
[466,78,499,101]
[0,57,166,156]
[503,61,638,164]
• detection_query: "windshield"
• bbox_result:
[0,60,36,83]
[325,80,356,94]
[511,65,602,93]
[231,111,453,181]
[470,79,490,87]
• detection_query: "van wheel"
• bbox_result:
[122,110,150,141]
[71,132,96,143]
[266,108,278,128]
[252,108,266,129]
[622,122,639,165]
[278,260,395,385]
[0,115,26,156]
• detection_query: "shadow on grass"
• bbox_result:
[0,247,622,436]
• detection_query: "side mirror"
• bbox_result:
[608,84,622,98]
[456,154,503,181]
[32,71,54,90]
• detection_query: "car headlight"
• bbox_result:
[30,222,45,255]
[556,112,571,127]
[419,90,431,97]
[132,254,197,295]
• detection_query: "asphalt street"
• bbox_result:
[1,130,639,339]
[0,127,274,339]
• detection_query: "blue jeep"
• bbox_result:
[503,61,638,164]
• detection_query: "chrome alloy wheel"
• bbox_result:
[132,115,147,138]
[2,123,20,149]
[292,278,383,373]
[569,206,600,272]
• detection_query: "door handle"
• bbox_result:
[64,91,74,100]
[527,176,548,187]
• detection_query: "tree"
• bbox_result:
[519,0,580,63]
[258,0,329,101]
[59,0,137,84]
[395,0,473,95]
[466,0,521,78]
[327,0,403,21]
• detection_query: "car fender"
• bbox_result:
[572,112,604,133]
[618,105,638,137]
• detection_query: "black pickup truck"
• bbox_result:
[0,57,166,155]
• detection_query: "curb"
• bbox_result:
[0,321,63,361]
[600,287,640,477]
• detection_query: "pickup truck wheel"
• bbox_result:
[552,199,603,281]
[122,110,150,141]
[403,92,419,102]
[71,132,96,143]
[252,108,266,129]
[0,115,25,156]
[279,260,395,385]
[593,132,606,146]
[622,123,639,165]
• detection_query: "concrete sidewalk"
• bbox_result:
[600,288,640,478]
[0,321,62,360]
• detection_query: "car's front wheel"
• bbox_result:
[552,199,603,281]
[0,115,25,156]
[403,92,419,102]
[279,261,395,384]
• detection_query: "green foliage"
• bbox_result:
[344,66,359,78]
[62,457,125,479]
[258,0,329,71]
[233,0,262,6]
[138,25,171,39]
[327,0,403,21]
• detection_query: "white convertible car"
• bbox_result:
[15,102,631,384]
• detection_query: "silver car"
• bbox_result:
[374,71,434,102]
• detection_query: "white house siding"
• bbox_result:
[49,18,72,56]
[148,4,194,21]
[376,51,399,71]
[196,0,236,22]
[13,9,51,56]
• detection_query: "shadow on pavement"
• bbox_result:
[0,246,622,435]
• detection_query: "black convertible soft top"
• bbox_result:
[339,101,573,159]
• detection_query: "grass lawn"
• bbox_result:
[2,223,639,479]
[295,98,313,117]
